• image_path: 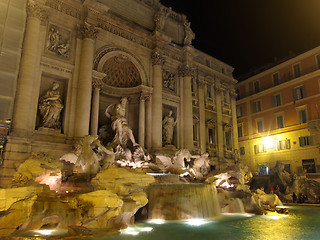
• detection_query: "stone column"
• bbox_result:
[198,80,206,154]
[215,84,224,164]
[12,0,47,133]
[145,97,152,149]
[179,65,194,150]
[74,22,99,137]
[90,78,103,135]
[139,93,148,148]
[151,52,165,149]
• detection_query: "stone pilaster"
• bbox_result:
[179,64,194,150]
[198,80,206,154]
[12,0,47,133]
[74,22,99,137]
[151,52,165,149]
[90,78,103,135]
[230,90,239,151]
[215,84,224,165]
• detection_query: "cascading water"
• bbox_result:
[147,183,220,220]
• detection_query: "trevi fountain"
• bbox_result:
[1,0,320,239]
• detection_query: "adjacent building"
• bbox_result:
[236,46,320,175]
[0,0,238,187]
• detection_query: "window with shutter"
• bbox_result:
[293,63,301,78]
[278,139,290,150]
[299,136,313,147]
[298,109,307,123]
[293,85,306,101]
[253,100,261,113]
[273,72,280,86]
[276,115,284,128]
[272,94,281,107]
[254,81,260,93]
[317,54,320,69]
[257,120,263,133]
[238,125,243,137]
[236,106,242,117]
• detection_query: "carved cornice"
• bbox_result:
[27,0,48,21]
[77,22,99,39]
[151,52,165,66]
[178,64,195,77]
[45,0,82,20]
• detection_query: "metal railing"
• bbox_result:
[0,120,11,165]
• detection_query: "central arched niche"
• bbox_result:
[102,55,141,88]
[94,47,149,147]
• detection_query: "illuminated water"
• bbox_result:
[95,206,320,240]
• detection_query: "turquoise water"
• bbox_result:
[96,206,320,240]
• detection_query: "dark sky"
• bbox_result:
[160,0,320,79]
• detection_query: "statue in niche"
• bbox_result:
[162,110,177,145]
[154,6,172,32]
[105,97,137,147]
[183,20,195,45]
[38,82,63,129]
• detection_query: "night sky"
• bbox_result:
[160,0,320,80]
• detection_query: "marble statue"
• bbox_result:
[154,6,172,32]
[38,82,63,129]
[105,97,137,147]
[183,21,195,45]
[162,110,177,145]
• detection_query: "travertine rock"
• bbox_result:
[0,186,48,236]
[91,167,155,196]
[12,153,63,188]
[77,190,123,229]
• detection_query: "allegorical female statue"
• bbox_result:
[38,82,63,129]
[162,110,177,145]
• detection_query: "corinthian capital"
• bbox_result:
[77,22,99,39]
[178,64,195,77]
[92,78,103,89]
[151,52,165,66]
[27,0,47,21]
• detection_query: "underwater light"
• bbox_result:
[223,213,254,217]
[121,226,153,235]
[265,212,288,220]
[33,229,57,236]
[139,227,153,232]
[185,218,209,226]
[148,219,166,224]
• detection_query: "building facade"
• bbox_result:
[0,0,238,187]
[236,46,320,175]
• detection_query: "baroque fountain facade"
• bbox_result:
[0,0,256,237]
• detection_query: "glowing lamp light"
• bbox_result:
[263,136,276,150]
